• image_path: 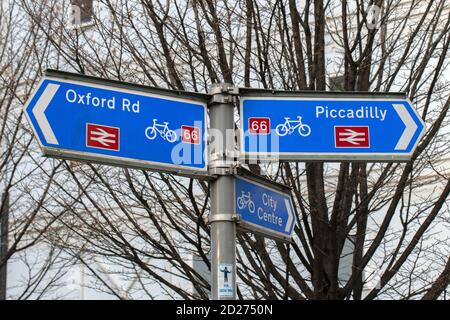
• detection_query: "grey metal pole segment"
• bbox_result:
[208,83,237,300]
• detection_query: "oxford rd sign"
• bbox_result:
[24,70,208,176]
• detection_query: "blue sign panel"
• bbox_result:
[24,74,207,174]
[240,97,425,161]
[235,176,295,240]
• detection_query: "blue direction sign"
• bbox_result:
[24,70,208,175]
[235,175,296,241]
[240,94,425,161]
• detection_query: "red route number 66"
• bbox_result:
[248,117,270,134]
[181,125,201,144]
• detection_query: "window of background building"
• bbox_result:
[70,0,94,28]
[328,74,346,91]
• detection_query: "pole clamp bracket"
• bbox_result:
[208,83,239,105]
[205,213,240,224]
[208,160,239,176]
[209,83,239,95]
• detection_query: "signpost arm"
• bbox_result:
[208,83,238,300]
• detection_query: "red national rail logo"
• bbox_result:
[335,126,370,148]
[86,123,120,151]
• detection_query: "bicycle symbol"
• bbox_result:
[145,119,177,143]
[237,191,255,213]
[275,116,311,137]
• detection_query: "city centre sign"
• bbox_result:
[234,172,296,241]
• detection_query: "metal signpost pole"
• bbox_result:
[208,83,237,300]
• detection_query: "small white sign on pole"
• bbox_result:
[217,263,234,298]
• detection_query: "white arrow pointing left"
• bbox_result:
[32,83,59,145]
[284,198,295,234]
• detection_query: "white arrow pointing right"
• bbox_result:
[32,83,60,145]
[393,103,417,150]
[284,198,294,234]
